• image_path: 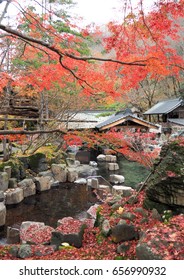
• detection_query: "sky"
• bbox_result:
[71,0,123,26]
[0,0,154,26]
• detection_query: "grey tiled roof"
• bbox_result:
[95,110,128,129]
[144,98,183,115]
[168,118,184,126]
[96,109,158,129]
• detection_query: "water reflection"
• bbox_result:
[0,156,149,242]
[0,183,98,242]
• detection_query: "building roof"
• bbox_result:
[96,108,159,130]
[168,118,184,126]
[143,98,183,115]
[59,110,114,130]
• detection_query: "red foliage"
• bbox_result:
[56,218,84,235]
[20,224,54,245]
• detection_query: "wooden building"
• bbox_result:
[95,108,159,132]
[143,98,184,132]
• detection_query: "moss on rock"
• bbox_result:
[0,158,26,181]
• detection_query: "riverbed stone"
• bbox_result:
[112,185,133,197]
[87,204,100,219]
[20,221,53,245]
[108,163,119,171]
[3,166,11,179]
[0,158,26,181]
[76,164,97,178]
[51,218,86,248]
[134,207,148,217]
[5,188,24,205]
[89,161,98,167]
[18,244,33,259]
[97,154,106,161]
[106,155,117,162]
[110,174,125,184]
[34,176,52,192]
[18,178,36,197]
[38,170,53,177]
[67,168,78,182]
[98,185,110,192]
[91,178,99,188]
[20,221,45,232]
[51,164,67,182]
[117,242,131,254]
[74,178,87,184]
[19,153,48,173]
[120,212,136,221]
[0,191,5,202]
[0,172,9,191]
[0,202,6,226]
[8,178,18,189]
[7,226,20,244]
[101,219,111,237]
[111,224,138,243]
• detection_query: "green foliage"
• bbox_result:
[103,102,126,112]
[96,233,105,245]
[94,206,103,227]
[162,210,173,224]
[13,57,44,69]
[96,112,114,118]
[53,20,80,36]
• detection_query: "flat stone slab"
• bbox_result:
[34,176,52,192]
[51,217,86,248]
[108,163,119,171]
[5,188,24,205]
[99,185,110,192]
[112,185,133,197]
[18,178,36,197]
[20,221,54,244]
[110,174,125,184]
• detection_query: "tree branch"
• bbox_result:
[0,23,147,67]
[0,129,65,135]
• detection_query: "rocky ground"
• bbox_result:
[0,189,183,260]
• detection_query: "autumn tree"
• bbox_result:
[0,0,184,161]
[102,0,184,111]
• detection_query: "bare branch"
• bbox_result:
[0,0,11,24]
[0,129,65,135]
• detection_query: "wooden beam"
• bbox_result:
[0,129,65,135]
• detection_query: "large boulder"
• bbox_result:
[67,168,78,182]
[34,176,52,192]
[51,164,67,182]
[0,159,26,181]
[108,163,119,171]
[0,172,9,191]
[19,153,48,174]
[112,186,133,197]
[111,224,138,243]
[144,142,184,213]
[110,174,125,184]
[51,217,87,248]
[7,226,20,244]
[5,188,24,205]
[0,191,5,203]
[136,215,184,260]
[0,202,6,226]
[20,221,54,244]
[3,166,11,179]
[18,178,36,197]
